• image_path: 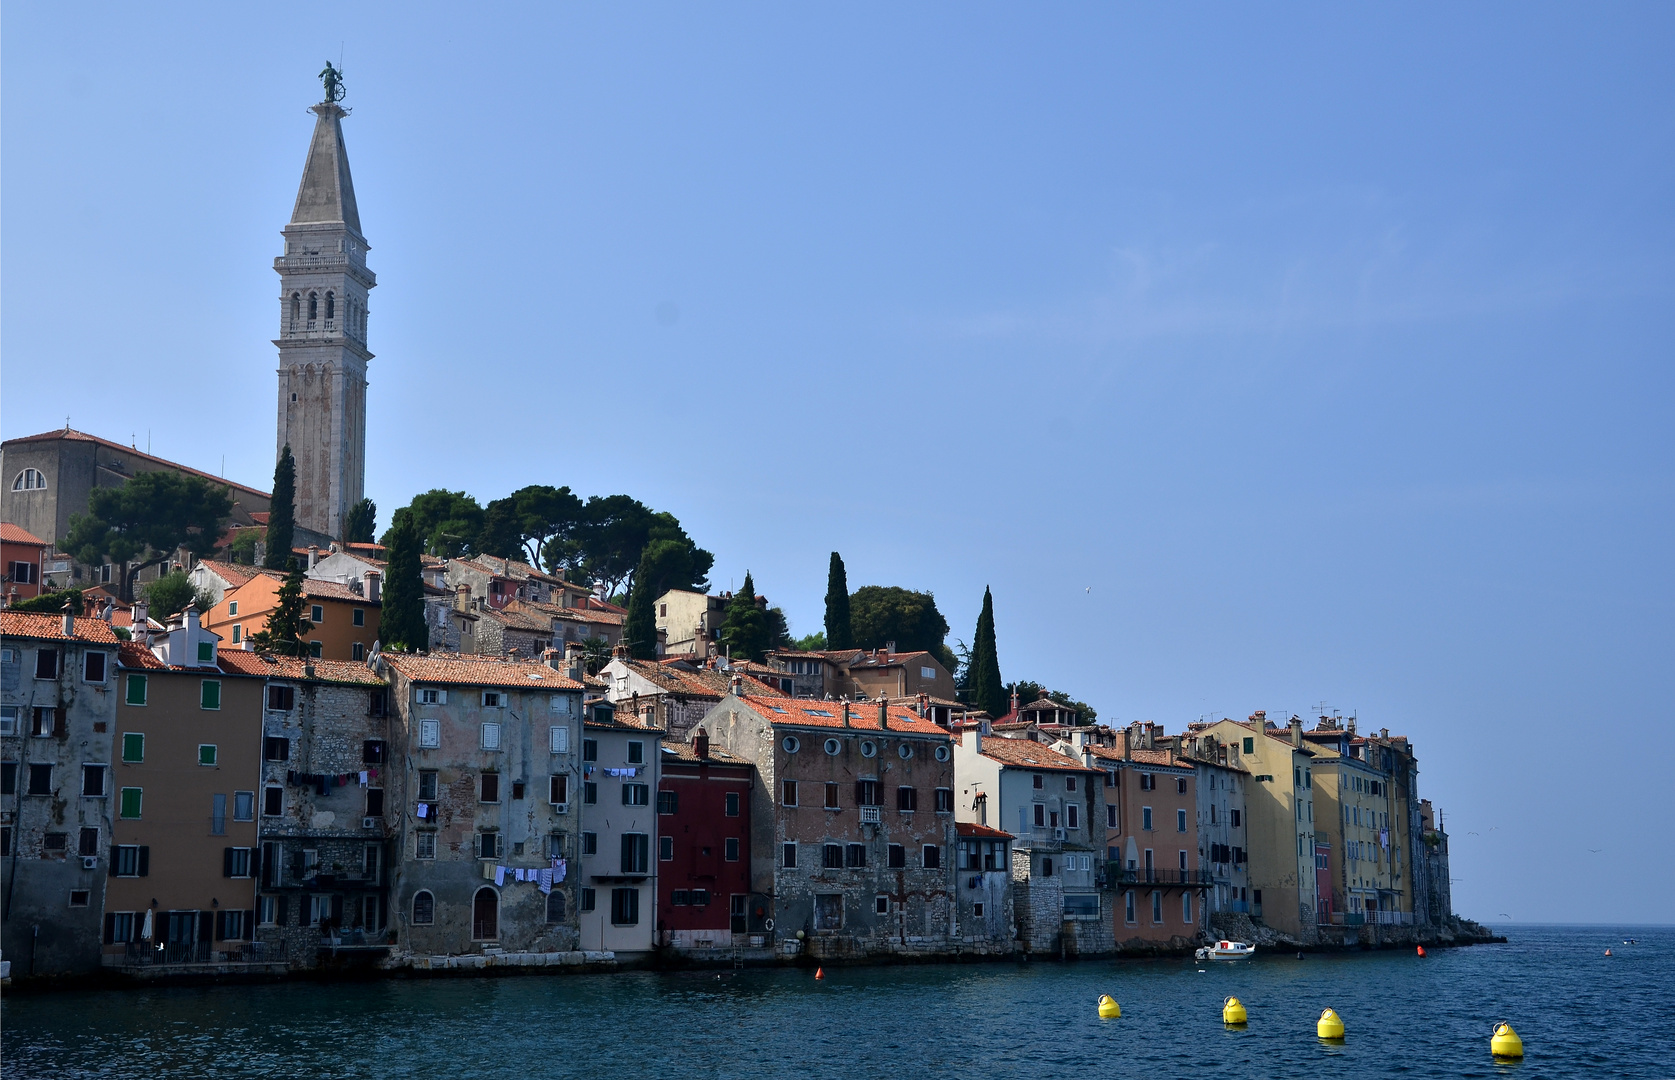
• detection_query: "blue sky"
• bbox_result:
[4,4,1671,922]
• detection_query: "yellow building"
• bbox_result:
[1303,718,1414,931]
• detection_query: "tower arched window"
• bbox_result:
[290,293,300,322]
[326,292,335,321]
[12,468,46,491]
[308,293,318,321]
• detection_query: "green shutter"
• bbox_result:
[201,680,221,710]
[121,732,144,763]
[197,641,213,663]
[125,674,147,706]
[119,787,143,819]
[199,744,218,766]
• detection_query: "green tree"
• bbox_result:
[382,490,486,558]
[824,552,853,650]
[721,571,770,662]
[344,498,377,545]
[848,585,955,672]
[558,496,712,598]
[794,631,827,651]
[9,588,84,615]
[380,513,429,652]
[228,529,260,565]
[969,586,1005,717]
[249,563,312,656]
[621,534,705,660]
[764,606,793,652]
[65,470,233,602]
[142,571,216,619]
[580,636,613,676]
[264,446,296,569]
[479,485,584,568]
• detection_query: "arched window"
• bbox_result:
[545,891,566,924]
[12,468,46,491]
[290,293,300,321]
[308,293,318,320]
[472,887,498,940]
[325,292,335,320]
[412,890,434,925]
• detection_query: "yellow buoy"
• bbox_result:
[1317,1007,1345,1040]
[1491,1022,1524,1059]
[1098,994,1121,1019]
[1222,996,1248,1025]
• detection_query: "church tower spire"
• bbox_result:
[274,66,373,543]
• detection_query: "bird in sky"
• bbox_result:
[1084,586,1091,593]
[1588,848,1603,853]
[1498,913,1511,919]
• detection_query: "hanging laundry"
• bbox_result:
[494,865,507,886]
[359,771,368,785]
[538,869,553,895]
[554,858,567,884]
[416,803,428,819]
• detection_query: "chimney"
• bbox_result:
[563,641,584,682]
[694,727,710,759]
[131,599,149,640]
[363,570,381,603]
[884,640,895,657]
[878,697,888,731]
[1289,717,1304,747]
[842,702,851,728]
[543,647,563,670]
[729,675,743,697]
[916,692,928,716]
[1380,727,1389,740]
[62,599,76,637]
[1142,723,1156,751]
[455,584,471,612]
[307,545,320,570]
[1250,710,1266,724]
[1120,726,1132,761]
[1346,716,1357,736]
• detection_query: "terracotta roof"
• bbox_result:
[197,561,266,588]
[660,741,750,765]
[736,695,946,736]
[978,736,1096,773]
[117,641,165,669]
[215,651,388,685]
[1085,745,1192,771]
[886,695,967,710]
[846,649,939,671]
[0,523,46,545]
[383,652,584,691]
[478,606,555,634]
[345,542,386,555]
[299,578,378,604]
[2,427,270,499]
[520,599,624,626]
[0,611,122,643]
[957,822,1014,840]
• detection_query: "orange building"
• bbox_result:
[2,522,49,600]
[204,571,381,662]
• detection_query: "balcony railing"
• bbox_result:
[122,940,288,966]
[858,807,881,824]
[1322,910,1413,927]
[1105,864,1216,888]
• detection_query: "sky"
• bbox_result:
[3,4,1671,923]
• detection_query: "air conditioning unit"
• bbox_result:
[82,856,98,870]
[362,817,379,829]
[555,803,568,815]
[1053,827,1067,840]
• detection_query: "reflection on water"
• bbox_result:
[4,925,1667,1079]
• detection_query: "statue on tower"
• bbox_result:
[319,62,346,104]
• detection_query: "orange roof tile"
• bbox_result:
[383,652,583,691]
[214,651,387,685]
[117,641,166,670]
[957,822,1015,840]
[1085,745,1192,770]
[979,736,1097,773]
[736,695,946,736]
[0,611,122,644]
[0,523,46,545]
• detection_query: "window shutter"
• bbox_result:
[108,845,118,877]
[244,911,256,941]
[198,910,214,943]
[223,847,234,877]
[138,846,149,876]
[104,912,118,944]
[276,896,289,926]
[250,845,263,883]
[215,910,227,941]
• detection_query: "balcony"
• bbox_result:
[1105,864,1216,889]
[1322,909,1413,927]
[858,806,881,824]
[121,939,288,969]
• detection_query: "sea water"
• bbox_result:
[3,924,1665,1079]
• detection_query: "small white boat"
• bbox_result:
[1195,940,1256,961]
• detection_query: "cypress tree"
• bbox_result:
[381,513,428,652]
[722,571,769,662]
[970,586,1005,717]
[625,549,659,661]
[250,562,312,656]
[824,552,853,650]
[264,445,296,569]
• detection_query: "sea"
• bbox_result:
[1,924,1665,1079]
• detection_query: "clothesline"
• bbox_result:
[286,768,380,795]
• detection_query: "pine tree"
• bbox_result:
[722,571,769,662]
[264,446,296,570]
[250,562,312,656]
[970,586,1005,717]
[380,513,428,652]
[344,498,377,544]
[824,552,853,650]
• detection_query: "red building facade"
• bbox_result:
[656,730,756,949]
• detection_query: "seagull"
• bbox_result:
[1498,913,1511,919]
[1588,848,1603,853]
[1085,586,1092,593]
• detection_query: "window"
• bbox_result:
[549,725,569,753]
[233,791,254,821]
[310,605,325,624]
[114,844,147,877]
[627,741,644,764]
[657,834,674,862]
[934,787,954,814]
[353,608,365,627]
[823,738,841,755]
[23,763,54,797]
[83,651,107,683]
[366,787,386,816]
[124,673,148,706]
[1140,773,1154,791]
[855,780,881,807]
[305,640,322,659]
[197,640,214,664]
[584,782,597,804]
[1064,893,1099,918]
[1142,807,1153,831]
[1242,737,1255,754]
[1066,803,1079,829]
[621,833,649,874]
[0,763,14,796]
[1125,891,1136,923]
[1040,857,1053,877]
[1066,775,1078,792]
[579,738,599,763]
[1231,809,1241,828]
[482,691,504,708]
[199,744,218,767]
[781,735,800,753]
[351,642,364,661]
[897,786,918,812]
[414,830,437,859]
[887,843,906,868]
[782,842,798,868]
[611,887,640,925]
[0,706,14,737]
[481,723,502,750]
[200,680,221,710]
[544,774,567,806]
[620,783,649,807]
[32,707,58,736]
[79,826,100,856]
[223,847,253,878]
[1176,808,1189,832]
[473,887,499,939]
[263,736,291,762]
[657,790,677,815]
[265,685,295,712]
[480,773,500,803]
[263,785,283,816]
[822,843,844,869]
[35,648,59,679]
[0,826,10,856]
[412,890,435,924]
[1032,773,1043,790]
[82,764,107,797]
[723,837,740,862]
[419,688,446,705]
[922,844,941,869]
[12,468,46,490]
[845,843,867,868]
[119,786,142,817]
[546,891,566,924]
[478,832,503,859]
[1176,777,1188,795]
[579,888,596,912]
[1151,891,1163,923]
[1033,803,1046,827]
[725,791,740,817]
[580,831,598,856]
[814,893,843,930]
[106,910,136,943]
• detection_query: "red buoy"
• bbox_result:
[1416,946,1426,957]
[815,966,825,979]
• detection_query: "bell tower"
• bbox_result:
[274,66,373,541]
